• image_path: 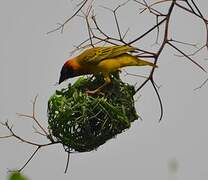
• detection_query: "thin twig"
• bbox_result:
[168,41,206,72]
[169,38,198,48]
[1,121,43,146]
[151,77,163,122]
[194,77,208,90]
[123,69,148,79]
[64,152,71,173]
[47,0,89,34]
[0,134,13,138]
[17,95,49,138]
[129,17,167,45]
[174,44,206,57]
[18,147,40,172]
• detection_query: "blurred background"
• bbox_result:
[0,0,208,179]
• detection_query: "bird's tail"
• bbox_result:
[118,54,158,68]
[135,57,158,68]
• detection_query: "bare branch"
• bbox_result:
[150,77,163,122]
[1,121,55,147]
[17,95,49,138]
[0,98,60,172]
[194,77,208,90]
[129,17,167,45]
[100,0,130,41]
[18,147,40,172]
[174,44,206,58]
[134,0,166,16]
[169,38,198,48]
[33,126,47,137]
[123,69,148,79]
[47,0,89,34]
[175,2,208,22]
[0,134,13,139]
[168,41,206,72]
[64,152,71,173]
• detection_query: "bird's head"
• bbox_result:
[59,62,75,84]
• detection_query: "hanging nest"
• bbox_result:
[47,73,138,152]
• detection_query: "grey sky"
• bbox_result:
[0,0,208,180]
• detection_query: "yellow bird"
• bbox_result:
[59,45,157,93]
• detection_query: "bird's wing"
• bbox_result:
[77,45,136,65]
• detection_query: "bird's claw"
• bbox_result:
[86,90,105,96]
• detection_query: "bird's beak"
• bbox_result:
[58,75,65,84]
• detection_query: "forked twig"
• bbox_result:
[16,95,50,139]
[0,96,61,172]
[47,0,89,34]
[168,42,206,72]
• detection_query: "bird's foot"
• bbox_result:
[86,89,104,96]
[86,82,108,96]
[117,69,122,73]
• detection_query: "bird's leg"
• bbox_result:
[117,68,122,73]
[86,82,108,95]
[86,74,111,95]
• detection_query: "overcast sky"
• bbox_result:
[0,0,208,180]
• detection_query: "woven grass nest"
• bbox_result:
[48,73,138,152]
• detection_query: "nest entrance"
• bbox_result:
[48,74,138,152]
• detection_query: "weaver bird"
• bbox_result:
[59,45,157,94]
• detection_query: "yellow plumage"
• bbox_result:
[59,45,157,93]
